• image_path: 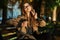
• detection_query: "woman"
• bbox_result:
[21,2,38,32]
[16,2,38,40]
[17,2,47,40]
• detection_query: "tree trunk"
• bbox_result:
[2,0,8,24]
[40,0,45,18]
[52,6,57,22]
[32,0,42,18]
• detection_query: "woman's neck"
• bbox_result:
[26,12,30,17]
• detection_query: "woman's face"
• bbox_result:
[23,3,32,12]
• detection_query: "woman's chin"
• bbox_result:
[28,10,31,12]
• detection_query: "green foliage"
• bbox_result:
[56,0,60,6]
[46,0,60,9]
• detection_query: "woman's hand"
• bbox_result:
[34,13,37,19]
[31,10,38,19]
[39,20,46,27]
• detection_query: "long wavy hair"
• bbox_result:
[21,2,37,28]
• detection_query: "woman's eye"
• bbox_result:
[24,5,30,9]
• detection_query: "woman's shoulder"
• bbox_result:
[20,15,27,19]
